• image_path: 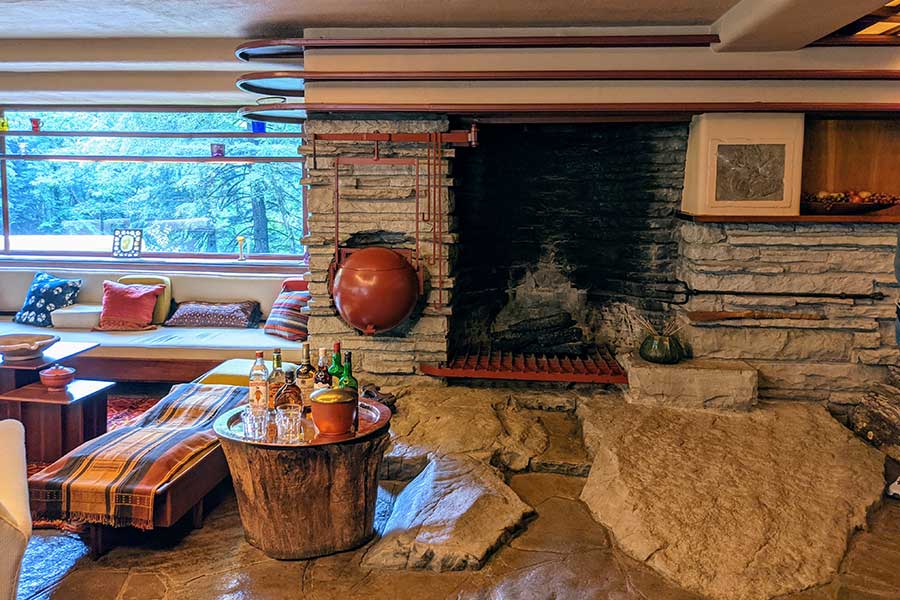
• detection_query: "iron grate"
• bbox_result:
[420,347,627,384]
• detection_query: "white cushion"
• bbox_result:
[51,303,102,329]
[0,321,303,362]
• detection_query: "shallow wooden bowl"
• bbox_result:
[0,333,60,361]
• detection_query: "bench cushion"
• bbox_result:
[51,304,102,329]
[0,321,303,362]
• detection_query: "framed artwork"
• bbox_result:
[112,229,143,258]
[714,143,786,202]
[681,114,803,216]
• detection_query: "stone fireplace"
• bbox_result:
[302,114,899,401]
[450,122,689,357]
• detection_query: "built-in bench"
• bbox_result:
[0,267,306,382]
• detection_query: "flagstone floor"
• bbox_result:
[17,474,900,600]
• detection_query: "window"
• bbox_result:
[0,110,304,261]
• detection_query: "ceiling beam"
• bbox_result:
[0,38,288,72]
[713,0,887,51]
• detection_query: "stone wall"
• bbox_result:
[450,123,689,354]
[302,117,453,374]
[678,222,900,401]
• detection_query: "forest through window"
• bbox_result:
[0,110,304,258]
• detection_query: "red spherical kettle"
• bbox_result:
[331,247,420,335]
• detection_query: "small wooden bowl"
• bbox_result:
[39,364,76,391]
[309,387,358,436]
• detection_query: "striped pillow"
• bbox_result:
[264,291,310,341]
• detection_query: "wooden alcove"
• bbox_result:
[803,118,900,196]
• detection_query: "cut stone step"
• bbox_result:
[622,352,758,411]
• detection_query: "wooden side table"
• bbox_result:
[0,341,100,394]
[214,400,391,560]
[0,379,114,462]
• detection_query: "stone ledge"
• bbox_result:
[622,352,758,411]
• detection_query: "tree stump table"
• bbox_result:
[213,400,391,560]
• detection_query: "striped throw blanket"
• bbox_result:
[29,383,247,530]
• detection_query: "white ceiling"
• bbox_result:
[0,0,742,38]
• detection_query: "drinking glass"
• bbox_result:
[276,404,303,444]
[241,405,269,441]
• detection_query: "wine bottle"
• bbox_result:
[274,369,304,408]
[328,342,343,379]
[248,350,269,409]
[313,347,332,390]
[337,351,359,392]
[267,348,286,409]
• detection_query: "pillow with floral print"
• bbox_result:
[13,272,83,327]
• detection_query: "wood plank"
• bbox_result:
[0,379,115,404]
[812,34,900,46]
[676,210,900,223]
[243,102,900,123]
[242,69,900,87]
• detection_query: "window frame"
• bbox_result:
[0,105,308,268]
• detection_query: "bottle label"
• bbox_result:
[249,381,268,408]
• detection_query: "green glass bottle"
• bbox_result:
[327,341,343,379]
[337,351,358,391]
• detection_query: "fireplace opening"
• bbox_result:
[423,122,689,383]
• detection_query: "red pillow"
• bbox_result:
[95,280,166,331]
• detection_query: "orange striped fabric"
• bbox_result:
[29,383,247,530]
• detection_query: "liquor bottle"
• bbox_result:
[328,342,343,380]
[248,350,269,408]
[295,342,315,397]
[274,369,304,408]
[296,343,313,378]
[313,347,332,390]
[337,351,359,392]
[267,348,286,409]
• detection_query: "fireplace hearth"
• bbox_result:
[434,122,689,381]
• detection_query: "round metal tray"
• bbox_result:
[213,399,391,448]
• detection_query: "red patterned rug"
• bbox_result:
[28,383,169,529]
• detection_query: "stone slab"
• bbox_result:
[577,394,886,600]
[622,352,758,411]
[362,454,534,571]
[382,385,548,480]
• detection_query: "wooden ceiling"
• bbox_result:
[814,0,900,45]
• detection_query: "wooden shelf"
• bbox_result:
[676,210,900,223]
[236,70,900,98]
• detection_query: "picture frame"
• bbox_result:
[681,113,804,216]
[112,228,143,258]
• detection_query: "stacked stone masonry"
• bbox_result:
[679,221,900,402]
[302,117,453,375]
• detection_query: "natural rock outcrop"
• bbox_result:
[381,386,548,480]
[578,393,885,600]
[363,454,534,571]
